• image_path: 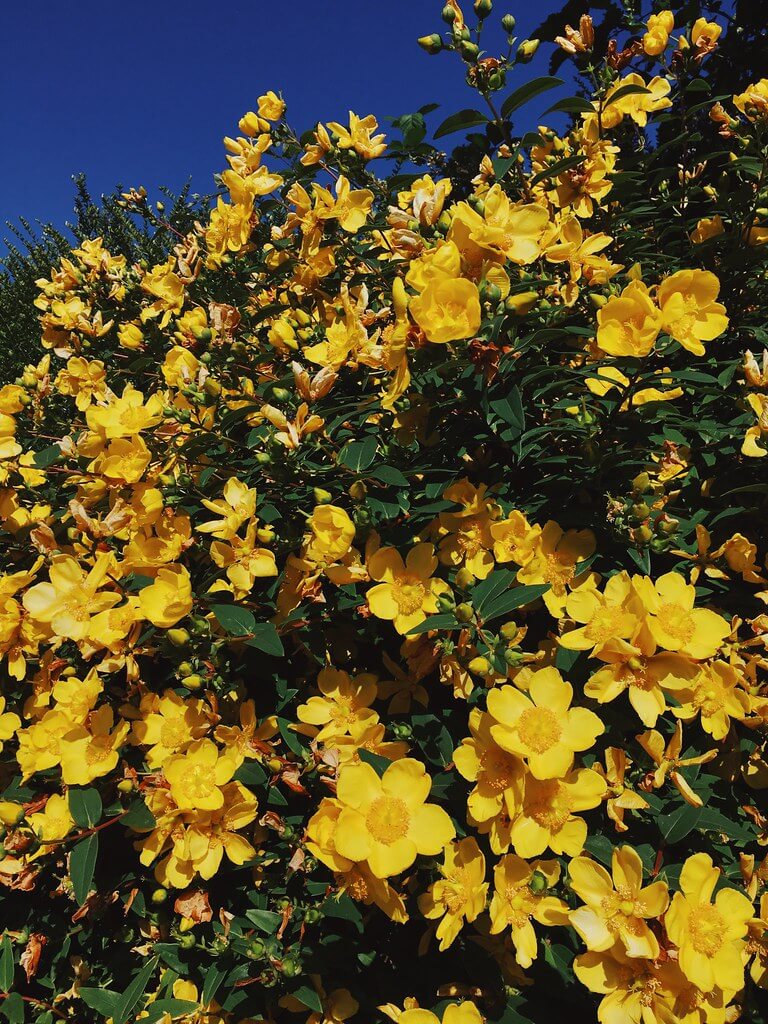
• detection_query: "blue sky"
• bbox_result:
[0,0,567,241]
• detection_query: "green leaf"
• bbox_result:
[121,799,156,831]
[338,437,377,472]
[407,612,459,635]
[433,109,489,139]
[660,803,703,845]
[141,1001,200,1024]
[201,964,228,1008]
[0,992,23,1024]
[246,622,284,657]
[31,444,61,468]
[68,787,103,828]
[481,584,550,623]
[604,83,650,108]
[78,989,122,1017]
[212,604,256,637]
[0,933,14,993]
[290,986,323,1015]
[544,96,594,115]
[501,77,563,119]
[370,465,410,488]
[245,909,282,933]
[529,153,585,188]
[112,956,158,1024]
[70,833,99,906]
[357,747,392,777]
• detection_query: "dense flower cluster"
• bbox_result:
[1,4,767,1024]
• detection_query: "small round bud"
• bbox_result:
[529,871,547,893]
[184,674,203,690]
[455,602,475,623]
[167,628,191,648]
[517,38,540,62]
[418,34,444,54]
[348,481,367,501]
[441,3,456,22]
[271,386,291,402]
[0,802,25,827]
[116,779,135,794]
[455,567,475,589]
[474,0,492,18]
[504,649,526,667]
[467,655,491,675]
[151,887,169,905]
[501,14,515,32]
[313,488,333,505]
[499,622,518,641]
[632,472,651,493]
[460,40,480,60]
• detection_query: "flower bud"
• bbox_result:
[437,592,457,612]
[460,40,480,60]
[455,602,475,622]
[271,386,291,402]
[441,4,456,22]
[517,38,540,62]
[116,779,135,794]
[151,887,169,905]
[0,802,24,827]
[501,14,515,32]
[348,481,367,501]
[504,649,526,667]
[474,0,492,18]
[468,655,491,675]
[313,487,333,504]
[455,567,475,589]
[167,627,191,648]
[529,871,548,893]
[418,34,444,54]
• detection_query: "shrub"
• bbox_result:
[0,4,767,1024]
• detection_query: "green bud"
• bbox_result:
[437,592,457,613]
[529,870,548,893]
[504,648,526,667]
[517,38,540,62]
[460,40,480,60]
[178,933,196,949]
[271,387,291,402]
[499,622,518,641]
[631,502,650,521]
[151,887,169,905]
[632,472,651,493]
[501,13,515,32]
[255,451,272,465]
[455,602,475,623]
[313,487,333,504]
[474,0,492,17]
[418,34,443,54]
[441,3,456,22]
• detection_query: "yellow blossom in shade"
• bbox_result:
[397,1003,483,1024]
[490,511,541,566]
[516,521,595,617]
[297,667,378,743]
[560,571,644,657]
[734,79,768,121]
[409,277,481,344]
[197,477,256,541]
[487,668,603,779]
[665,660,751,740]
[138,564,194,628]
[22,554,119,642]
[657,269,728,355]
[27,793,74,852]
[596,279,663,357]
[305,505,356,565]
[510,768,607,858]
[257,90,285,121]
[418,837,488,950]
[573,947,679,1024]
[453,709,525,855]
[691,215,725,244]
[642,11,674,56]
[130,688,211,767]
[691,17,722,51]
[633,571,730,659]
[117,322,144,350]
[59,706,130,785]
[741,392,768,457]
[636,721,717,807]
[0,696,21,751]
[54,357,106,410]
[15,710,72,780]
[186,781,258,879]
[163,739,240,812]
[601,74,673,129]
[333,758,455,878]
[85,384,164,439]
[488,855,569,968]
[665,852,754,993]
[596,747,650,832]
[569,846,669,958]
[366,543,450,635]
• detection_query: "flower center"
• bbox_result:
[366,795,409,845]
[85,738,113,765]
[655,603,695,644]
[585,606,627,644]
[391,576,426,614]
[180,764,216,801]
[688,904,725,957]
[517,706,562,754]
[527,780,571,831]
[160,718,188,749]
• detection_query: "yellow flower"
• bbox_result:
[569,846,669,958]
[596,747,649,832]
[665,852,753,993]
[665,660,750,740]
[487,668,603,779]
[584,650,697,729]
[636,721,717,807]
[511,768,607,858]
[596,280,662,357]
[326,112,387,160]
[59,706,130,785]
[28,793,74,853]
[205,198,253,267]
[488,855,569,967]
[734,79,768,121]
[573,947,678,1024]
[305,505,356,565]
[366,543,449,635]
[22,554,119,642]
[560,571,644,656]
[690,215,725,244]
[257,90,285,121]
[163,739,240,811]
[410,277,481,344]
[333,758,455,878]
[54,357,107,410]
[633,571,730,658]
[418,837,488,950]
[516,521,595,617]
[642,11,674,56]
[198,478,257,541]
[691,17,722,52]
[297,667,378,744]
[742,392,768,457]
[454,708,525,855]
[657,269,728,355]
[396,1004,483,1024]
[130,688,211,768]
[138,565,194,628]
[0,696,21,751]
[601,74,673,129]
[490,510,541,566]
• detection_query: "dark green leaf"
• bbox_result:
[70,834,99,906]
[112,956,158,1024]
[338,437,377,472]
[290,986,323,1014]
[68,787,102,828]
[0,934,14,993]
[501,77,564,119]
[433,109,489,139]
[246,622,284,656]
[212,604,256,637]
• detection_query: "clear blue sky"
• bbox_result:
[0,0,567,240]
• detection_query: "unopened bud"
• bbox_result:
[441,4,456,22]
[460,40,480,60]
[455,602,475,622]
[501,14,516,32]
[467,655,491,675]
[517,38,540,62]
[313,488,333,505]
[418,34,444,54]
[474,0,492,18]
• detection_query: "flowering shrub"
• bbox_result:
[1,3,768,1023]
